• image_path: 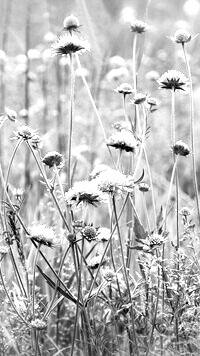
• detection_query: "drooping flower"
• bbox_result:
[107,130,139,153]
[52,33,90,56]
[130,20,149,34]
[157,70,189,91]
[172,140,190,156]
[63,14,80,33]
[29,224,60,247]
[42,151,64,168]
[65,180,106,206]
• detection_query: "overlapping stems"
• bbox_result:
[182,43,200,225]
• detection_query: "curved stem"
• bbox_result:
[182,43,200,225]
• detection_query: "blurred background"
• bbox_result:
[1,0,200,216]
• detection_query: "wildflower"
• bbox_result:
[169,28,198,44]
[81,225,98,242]
[96,227,111,242]
[106,67,129,82]
[63,14,80,33]
[95,169,135,195]
[52,33,90,56]
[31,319,47,330]
[130,20,149,34]
[12,187,24,200]
[88,254,105,269]
[42,151,64,168]
[146,97,159,112]
[157,70,189,91]
[65,180,105,206]
[142,233,166,252]
[112,121,130,132]
[114,83,134,95]
[67,233,76,243]
[172,140,190,156]
[30,134,42,150]
[179,207,193,217]
[102,268,116,282]
[131,92,147,105]
[138,182,150,192]
[4,107,17,122]
[29,224,59,247]
[14,125,37,140]
[107,130,139,153]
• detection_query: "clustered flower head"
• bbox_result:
[31,319,47,330]
[81,224,99,242]
[179,206,193,217]
[42,151,64,168]
[172,140,190,156]
[107,129,139,153]
[93,166,135,195]
[146,97,159,112]
[52,33,90,56]
[157,70,189,91]
[114,83,134,95]
[131,92,147,105]
[29,224,60,248]
[130,19,149,34]
[14,125,37,140]
[63,14,80,33]
[169,28,198,44]
[143,233,166,252]
[65,180,106,207]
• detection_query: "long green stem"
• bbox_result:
[182,43,200,225]
[68,53,75,188]
[32,244,40,319]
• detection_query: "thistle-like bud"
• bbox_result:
[63,15,80,33]
[67,233,76,243]
[81,225,98,242]
[173,140,190,156]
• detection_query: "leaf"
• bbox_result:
[37,265,83,307]
[134,215,148,240]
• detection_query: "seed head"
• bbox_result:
[130,20,149,34]
[157,70,189,91]
[42,151,64,168]
[31,319,47,330]
[52,33,90,56]
[63,15,80,33]
[114,83,134,95]
[81,225,98,242]
[29,224,60,248]
[173,140,190,156]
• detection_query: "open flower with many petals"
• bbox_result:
[107,130,139,153]
[169,28,198,44]
[52,33,90,56]
[130,20,149,34]
[94,168,135,195]
[65,180,106,206]
[157,70,189,91]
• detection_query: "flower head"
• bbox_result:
[81,225,98,242]
[95,168,135,195]
[157,70,189,91]
[138,182,150,192]
[63,14,80,33]
[102,268,116,282]
[172,140,190,156]
[89,164,111,180]
[30,134,42,150]
[114,83,134,95]
[31,319,47,330]
[14,125,37,140]
[130,20,149,34]
[169,29,198,44]
[52,33,90,56]
[65,180,106,207]
[42,151,64,168]
[179,207,193,217]
[107,130,139,153]
[131,92,147,105]
[29,224,60,247]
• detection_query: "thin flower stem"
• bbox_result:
[75,54,116,168]
[143,149,157,231]
[182,43,200,225]
[32,244,40,319]
[163,156,178,228]
[133,104,146,179]
[68,53,75,188]
[4,138,23,195]
[112,196,139,356]
[132,33,137,91]
[26,141,70,231]
[142,192,151,232]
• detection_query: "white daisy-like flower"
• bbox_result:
[157,70,189,91]
[169,28,198,44]
[107,130,139,153]
[65,180,106,207]
[51,33,90,56]
[29,225,60,247]
[63,14,80,32]
[130,20,150,34]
